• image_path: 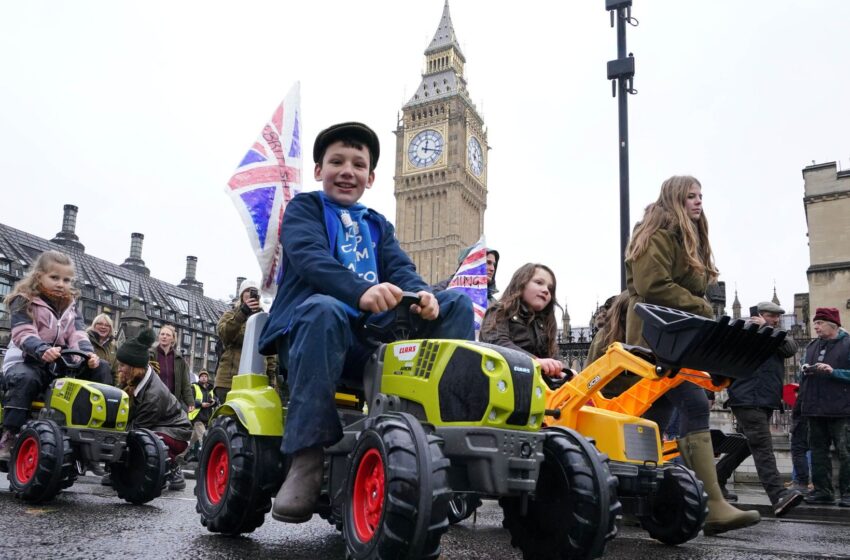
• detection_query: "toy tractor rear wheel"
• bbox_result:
[8,420,73,503]
[501,427,621,560]
[638,463,707,545]
[343,412,450,560]
[195,415,283,535]
[111,428,168,505]
[447,493,482,525]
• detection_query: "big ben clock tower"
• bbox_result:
[394,0,488,284]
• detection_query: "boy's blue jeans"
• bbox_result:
[277,290,474,455]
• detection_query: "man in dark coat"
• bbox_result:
[799,307,850,506]
[116,328,192,491]
[717,301,802,517]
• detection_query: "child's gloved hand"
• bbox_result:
[42,346,62,363]
[411,291,439,321]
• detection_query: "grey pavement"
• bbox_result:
[725,481,850,523]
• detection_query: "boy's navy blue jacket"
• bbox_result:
[258,190,428,355]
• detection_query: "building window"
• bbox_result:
[167,296,189,314]
[104,273,130,295]
[183,333,192,347]
[0,277,10,298]
[195,336,204,356]
[83,302,98,323]
[0,260,9,273]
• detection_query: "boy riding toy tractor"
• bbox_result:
[196,293,621,560]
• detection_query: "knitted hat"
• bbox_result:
[313,122,380,171]
[116,328,155,368]
[813,307,841,327]
[238,278,260,298]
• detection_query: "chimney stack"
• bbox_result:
[178,255,204,295]
[50,204,85,251]
[120,232,150,275]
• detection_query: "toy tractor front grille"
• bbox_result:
[47,379,130,430]
[438,346,490,422]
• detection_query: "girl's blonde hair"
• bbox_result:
[625,175,718,283]
[489,263,558,358]
[91,313,114,332]
[3,250,79,309]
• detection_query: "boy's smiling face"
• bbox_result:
[315,140,374,206]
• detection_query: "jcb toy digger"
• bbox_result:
[544,303,787,545]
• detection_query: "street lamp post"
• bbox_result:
[605,0,638,290]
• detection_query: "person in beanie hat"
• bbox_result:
[813,307,841,327]
[799,306,850,506]
[112,328,192,491]
[215,279,279,404]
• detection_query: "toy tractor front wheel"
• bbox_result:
[501,427,621,560]
[195,415,283,535]
[343,413,450,560]
[111,428,168,505]
[8,420,73,503]
[638,463,707,545]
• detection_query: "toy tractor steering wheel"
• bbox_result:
[48,349,91,378]
[355,291,424,348]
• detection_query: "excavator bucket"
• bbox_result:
[635,303,786,379]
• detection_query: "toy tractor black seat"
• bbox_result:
[0,350,167,504]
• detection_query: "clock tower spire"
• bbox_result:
[393,0,488,284]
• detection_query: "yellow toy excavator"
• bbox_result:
[544,303,786,545]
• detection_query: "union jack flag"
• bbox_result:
[226,82,302,297]
[446,235,488,331]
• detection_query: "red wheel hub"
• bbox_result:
[15,436,39,484]
[352,448,385,542]
[206,442,229,504]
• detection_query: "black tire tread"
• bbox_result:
[639,463,707,545]
[195,416,283,535]
[8,420,73,503]
[111,428,167,505]
[500,427,621,560]
[344,413,450,560]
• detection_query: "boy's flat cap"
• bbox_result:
[313,122,380,168]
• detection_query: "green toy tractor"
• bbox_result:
[0,350,167,504]
[195,294,621,560]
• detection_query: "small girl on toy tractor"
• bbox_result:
[0,250,111,461]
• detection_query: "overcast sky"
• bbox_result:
[1,1,848,326]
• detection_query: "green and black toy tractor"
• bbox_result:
[0,350,167,504]
[195,293,621,560]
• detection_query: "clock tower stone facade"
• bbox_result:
[393,1,488,284]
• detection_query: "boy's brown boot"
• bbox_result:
[678,431,761,536]
[272,447,323,523]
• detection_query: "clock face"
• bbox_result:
[408,129,444,168]
[467,136,483,177]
